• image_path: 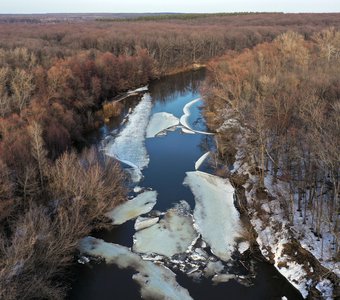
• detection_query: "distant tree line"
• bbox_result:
[98,12,279,22]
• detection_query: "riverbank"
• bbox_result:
[204,107,339,299]
[161,63,207,76]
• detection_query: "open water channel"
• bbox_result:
[68,69,303,300]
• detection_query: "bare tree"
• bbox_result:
[10,69,35,113]
[28,122,48,190]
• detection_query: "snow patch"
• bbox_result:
[133,201,198,258]
[106,190,157,225]
[79,237,193,300]
[279,261,310,298]
[146,112,179,138]
[217,118,240,132]
[183,171,243,261]
[316,279,333,300]
[248,180,313,298]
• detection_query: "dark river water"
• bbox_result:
[68,69,303,300]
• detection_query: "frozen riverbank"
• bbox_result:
[211,111,339,299]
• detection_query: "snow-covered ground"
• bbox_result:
[183,171,243,261]
[231,134,339,299]
[263,175,340,278]
[146,112,179,138]
[133,201,198,257]
[316,279,334,300]
[105,190,157,225]
[79,237,193,300]
[250,211,312,298]
[105,93,152,180]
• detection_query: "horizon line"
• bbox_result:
[1,11,340,15]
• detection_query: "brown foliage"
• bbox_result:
[0,147,126,299]
[49,148,126,226]
[204,29,340,258]
[102,101,124,120]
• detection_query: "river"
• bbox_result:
[68,69,303,300]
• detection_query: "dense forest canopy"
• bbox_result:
[0,13,339,299]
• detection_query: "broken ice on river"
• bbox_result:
[105,93,152,181]
[106,190,157,225]
[133,201,198,258]
[179,98,213,135]
[184,171,243,261]
[146,112,179,138]
[194,151,210,170]
[79,237,193,300]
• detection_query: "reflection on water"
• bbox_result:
[149,69,205,104]
[68,69,303,300]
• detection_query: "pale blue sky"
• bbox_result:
[1,0,339,14]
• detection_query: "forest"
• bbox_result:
[204,28,340,261]
[0,13,339,299]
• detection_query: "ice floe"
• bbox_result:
[133,186,143,193]
[79,237,193,300]
[238,241,250,254]
[129,203,250,286]
[127,85,148,94]
[146,112,179,138]
[133,201,198,258]
[204,261,225,277]
[180,98,201,129]
[180,98,213,135]
[181,127,196,134]
[212,274,236,283]
[105,190,157,225]
[105,93,152,180]
[183,171,243,261]
[125,165,143,183]
[134,216,159,231]
[77,256,90,264]
[194,151,210,170]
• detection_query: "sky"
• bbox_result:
[0,0,339,14]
